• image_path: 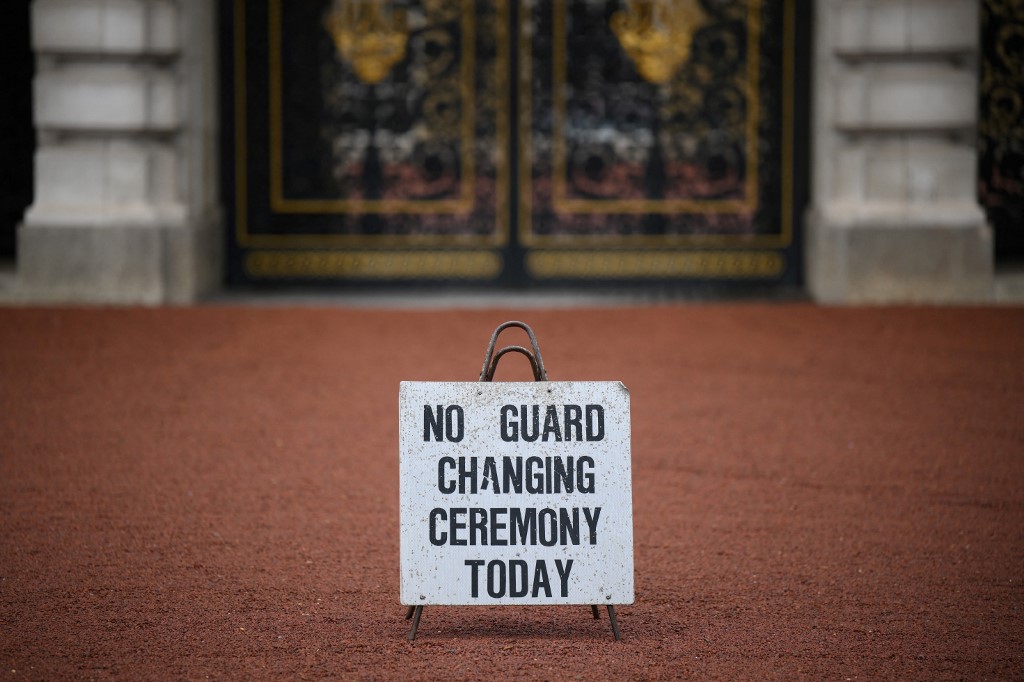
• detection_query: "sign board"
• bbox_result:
[399,381,634,606]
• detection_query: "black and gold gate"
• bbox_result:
[222,0,808,287]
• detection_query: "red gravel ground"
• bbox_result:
[1,303,1022,680]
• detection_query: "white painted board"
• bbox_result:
[399,381,634,606]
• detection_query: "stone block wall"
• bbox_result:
[806,0,993,303]
[19,0,220,304]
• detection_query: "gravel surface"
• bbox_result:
[1,304,1022,680]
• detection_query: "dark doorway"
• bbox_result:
[979,0,1024,263]
[0,0,35,258]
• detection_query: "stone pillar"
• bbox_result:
[806,0,993,303]
[19,0,220,304]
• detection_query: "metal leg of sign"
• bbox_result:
[405,606,415,619]
[407,606,424,641]
[591,605,601,619]
[607,605,622,641]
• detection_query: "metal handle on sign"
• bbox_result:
[479,321,548,382]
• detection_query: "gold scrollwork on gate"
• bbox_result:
[526,250,784,279]
[246,250,502,279]
[324,1,409,84]
[610,0,710,84]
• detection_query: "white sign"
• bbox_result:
[399,381,634,606]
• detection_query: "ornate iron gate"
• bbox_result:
[222,0,807,288]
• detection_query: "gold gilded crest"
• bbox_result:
[611,0,709,84]
[325,1,409,84]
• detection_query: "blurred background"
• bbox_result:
[1,0,1021,305]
